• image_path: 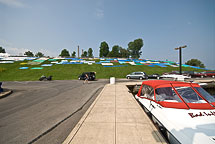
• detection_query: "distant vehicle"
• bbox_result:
[78,72,96,81]
[126,72,148,80]
[191,71,215,78]
[39,75,52,81]
[148,73,160,79]
[163,71,193,77]
[160,74,191,80]
[0,82,3,92]
[203,71,215,78]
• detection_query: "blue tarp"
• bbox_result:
[147,65,155,67]
[118,61,126,64]
[100,61,111,63]
[41,64,53,67]
[65,58,82,60]
[31,67,43,69]
[118,59,130,62]
[106,59,115,61]
[19,67,29,69]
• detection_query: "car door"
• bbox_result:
[134,72,140,79]
[131,72,136,79]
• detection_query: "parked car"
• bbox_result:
[192,71,215,78]
[126,72,148,80]
[78,72,96,80]
[39,75,53,81]
[204,71,215,78]
[148,73,160,79]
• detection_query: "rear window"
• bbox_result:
[155,87,182,102]
[175,87,206,103]
[135,72,142,75]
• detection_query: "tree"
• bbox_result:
[119,47,129,58]
[59,49,70,57]
[99,41,109,57]
[88,48,93,58]
[81,51,88,58]
[35,52,44,57]
[71,51,76,58]
[108,45,120,57]
[24,51,34,57]
[185,59,205,68]
[0,47,6,53]
[128,38,143,58]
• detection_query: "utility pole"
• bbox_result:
[175,45,187,75]
[78,46,79,58]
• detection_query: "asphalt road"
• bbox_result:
[0,80,108,144]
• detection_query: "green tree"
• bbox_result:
[81,51,88,58]
[88,48,93,58]
[108,45,120,57]
[185,59,205,68]
[59,49,70,57]
[128,38,143,58]
[71,51,76,58]
[24,51,34,57]
[35,52,44,57]
[0,47,6,53]
[99,41,109,57]
[119,47,129,58]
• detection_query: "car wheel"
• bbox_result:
[139,77,143,80]
[127,76,130,79]
[212,75,215,78]
[201,75,204,78]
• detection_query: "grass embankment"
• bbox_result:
[0,60,204,81]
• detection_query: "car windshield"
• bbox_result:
[194,87,215,103]
[175,87,206,103]
[155,87,182,102]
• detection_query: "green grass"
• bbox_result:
[0,60,205,81]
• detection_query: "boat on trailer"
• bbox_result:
[135,80,215,144]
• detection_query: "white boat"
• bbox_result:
[135,80,215,144]
[160,74,191,80]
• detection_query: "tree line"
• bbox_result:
[0,40,206,68]
[99,38,143,58]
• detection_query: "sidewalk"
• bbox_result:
[63,82,167,144]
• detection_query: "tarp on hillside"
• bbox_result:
[31,67,44,69]
[19,67,29,69]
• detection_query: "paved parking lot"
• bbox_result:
[0,80,108,144]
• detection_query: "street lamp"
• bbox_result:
[175,45,187,75]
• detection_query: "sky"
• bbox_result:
[0,0,214,69]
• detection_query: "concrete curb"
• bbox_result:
[62,84,107,144]
[0,89,13,99]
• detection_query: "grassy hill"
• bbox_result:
[0,59,205,81]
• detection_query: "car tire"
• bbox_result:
[212,75,215,78]
[127,76,130,79]
[139,77,143,80]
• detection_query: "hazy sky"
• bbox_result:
[0,0,214,69]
